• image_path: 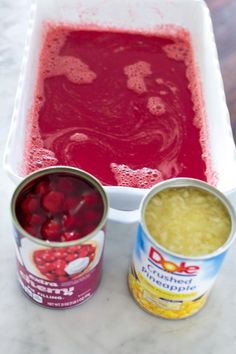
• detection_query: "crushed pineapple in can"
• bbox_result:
[128,178,236,319]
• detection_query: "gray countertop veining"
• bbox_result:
[1,1,236,354]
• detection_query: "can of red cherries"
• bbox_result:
[11,166,108,309]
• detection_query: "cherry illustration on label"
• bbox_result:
[33,244,96,281]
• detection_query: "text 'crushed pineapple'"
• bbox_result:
[144,187,231,257]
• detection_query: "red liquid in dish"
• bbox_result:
[25,25,212,188]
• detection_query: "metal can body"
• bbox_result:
[128,178,236,319]
[11,167,108,309]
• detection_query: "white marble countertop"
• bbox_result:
[1,1,236,353]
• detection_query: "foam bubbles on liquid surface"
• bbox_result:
[39,25,96,85]
[147,96,166,116]
[111,163,163,188]
[162,41,189,61]
[51,56,97,84]
[27,148,58,171]
[124,61,152,94]
[69,133,89,142]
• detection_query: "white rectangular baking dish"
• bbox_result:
[4,0,236,211]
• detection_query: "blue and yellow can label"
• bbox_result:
[128,224,227,319]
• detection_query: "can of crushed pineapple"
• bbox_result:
[128,178,236,319]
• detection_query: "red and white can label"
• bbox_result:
[14,230,105,308]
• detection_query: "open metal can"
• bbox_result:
[11,166,108,309]
[128,178,236,319]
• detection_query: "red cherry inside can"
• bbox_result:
[15,172,104,242]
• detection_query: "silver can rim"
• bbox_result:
[11,166,109,247]
[140,177,236,261]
